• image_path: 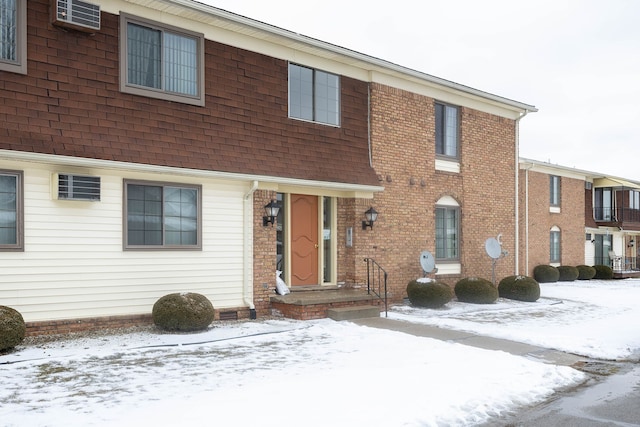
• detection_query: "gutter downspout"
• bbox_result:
[514,110,529,275]
[367,80,373,167]
[243,180,259,319]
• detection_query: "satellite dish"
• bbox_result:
[420,250,436,274]
[485,237,502,259]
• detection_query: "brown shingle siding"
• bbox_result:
[3,0,377,187]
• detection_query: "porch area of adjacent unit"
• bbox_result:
[270,286,384,320]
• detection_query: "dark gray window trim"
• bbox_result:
[123,179,202,251]
[0,169,24,251]
[119,13,205,106]
[0,0,27,74]
[288,62,341,127]
[550,229,561,263]
[435,205,460,261]
[435,101,460,160]
[550,175,561,207]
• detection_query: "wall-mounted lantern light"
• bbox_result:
[263,200,281,227]
[362,207,378,230]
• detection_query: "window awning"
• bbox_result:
[593,177,640,190]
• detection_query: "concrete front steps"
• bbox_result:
[270,287,382,320]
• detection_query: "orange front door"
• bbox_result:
[290,194,319,286]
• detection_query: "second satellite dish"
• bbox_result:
[485,237,502,259]
[420,250,435,274]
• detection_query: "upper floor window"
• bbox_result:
[550,175,561,207]
[594,187,613,221]
[0,0,26,74]
[435,103,459,159]
[436,205,459,260]
[550,226,561,263]
[124,180,201,249]
[0,170,23,251]
[630,190,640,210]
[120,14,204,106]
[288,63,340,126]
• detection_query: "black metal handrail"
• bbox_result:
[364,257,388,317]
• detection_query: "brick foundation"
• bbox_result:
[25,307,254,336]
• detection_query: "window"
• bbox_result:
[594,187,613,221]
[124,181,201,249]
[289,63,340,126]
[436,206,459,260]
[120,14,204,106]
[550,175,561,207]
[435,103,459,159]
[550,227,561,263]
[0,0,26,74]
[0,170,23,251]
[630,190,640,210]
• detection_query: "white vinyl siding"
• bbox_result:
[0,160,247,322]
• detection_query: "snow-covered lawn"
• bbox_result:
[391,279,640,361]
[1,279,638,426]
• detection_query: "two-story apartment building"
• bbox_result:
[519,158,640,276]
[1,0,535,334]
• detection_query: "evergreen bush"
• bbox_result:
[557,265,579,282]
[498,275,540,302]
[152,292,215,332]
[576,265,596,280]
[454,277,498,304]
[406,279,452,308]
[0,306,26,352]
[593,264,614,280]
[533,265,560,283]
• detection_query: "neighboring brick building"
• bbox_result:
[0,0,536,334]
[518,158,640,277]
[518,159,588,275]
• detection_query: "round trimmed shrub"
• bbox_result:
[152,292,215,332]
[0,306,26,351]
[498,275,540,302]
[557,266,579,282]
[593,264,614,280]
[576,265,596,280]
[454,277,498,304]
[406,279,452,308]
[533,265,559,283]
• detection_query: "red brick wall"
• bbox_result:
[518,170,586,274]
[253,190,278,317]
[353,83,517,302]
[1,0,378,187]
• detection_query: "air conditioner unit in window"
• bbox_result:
[57,174,101,201]
[52,0,101,32]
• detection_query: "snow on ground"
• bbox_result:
[2,278,639,426]
[391,278,640,361]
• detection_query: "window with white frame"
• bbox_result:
[550,175,561,207]
[435,102,459,159]
[288,63,340,126]
[0,0,26,74]
[436,204,459,260]
[0,170,23,251]
[124,180,201,249]
[120,14,204,106]
[550,226,561,263]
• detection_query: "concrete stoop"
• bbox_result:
[327,306,381,321]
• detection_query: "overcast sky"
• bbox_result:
[200,0,640,180]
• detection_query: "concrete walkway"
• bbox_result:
[352,316,585,366]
